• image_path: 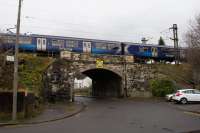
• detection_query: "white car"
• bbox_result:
[173,89,200,104]
[166,93,175,101]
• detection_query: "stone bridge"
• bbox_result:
[44,51,158,101]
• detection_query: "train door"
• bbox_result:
[83,41,91,53]
[151,47,158,57]
[37,38,47,51]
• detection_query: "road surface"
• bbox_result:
[0,97,200,133]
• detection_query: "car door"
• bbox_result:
[193,90,200,101]
[189,90,197,101]
[183,90,194,101]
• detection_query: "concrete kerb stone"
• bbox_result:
[0,102,87,127]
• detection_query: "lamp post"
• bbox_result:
[12,0,22,121]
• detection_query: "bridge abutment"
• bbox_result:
[44,53,158,101]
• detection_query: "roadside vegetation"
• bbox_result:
[0,53,54,92]
[0,53,54,121]
[150,79,176,97]
[19,54,54,96]
[150,64,193,97]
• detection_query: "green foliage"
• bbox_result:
[158,36,165,46]
[150,79,176,97]
[19,54,54,96]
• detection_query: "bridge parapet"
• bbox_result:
[60,51,134,64]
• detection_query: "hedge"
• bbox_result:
[150,79,176,97]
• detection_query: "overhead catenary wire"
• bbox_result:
[22,16,153,42]
[21,25,137,37]
[2,16,177,44]
[19,24,147,43]
[159,27,175,44]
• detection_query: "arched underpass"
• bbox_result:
[82,69,122,98]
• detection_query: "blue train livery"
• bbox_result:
[0,33,176,61]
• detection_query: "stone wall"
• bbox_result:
[126,64,157,97]
[44,59,73,102]
[44,57,160,100]
[44,59,124,100]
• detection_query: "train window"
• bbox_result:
[3,36,16,43]
[52,39,65,47]
[107,43,119,49]
[43,39,46,45]
[66,40,79,48]
[139,47,148,52]
[95,42,108,49]
[19,37,32,44]
[144,48,148,52]
[139,47,143,52]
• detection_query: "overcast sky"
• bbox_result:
[0,0,200,46]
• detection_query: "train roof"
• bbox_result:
[123,42,187,50]
[0,33,121,44]
[32,34,123,44]
[122,42,175,48]
[0,33,186,49]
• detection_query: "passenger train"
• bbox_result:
[0,33,178,61]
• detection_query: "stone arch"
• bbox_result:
[80,68,122,78]
[78,64,123,78]
[44,59,157,101]
[76,68,123,97]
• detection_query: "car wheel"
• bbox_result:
[180,98,187,104]
[169,97,173,102]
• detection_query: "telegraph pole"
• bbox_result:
[170,24,179,64]
[12,0,22,121]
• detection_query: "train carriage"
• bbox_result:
[28,34,122,55]
[124,42,175,61]
[0,33,178,61]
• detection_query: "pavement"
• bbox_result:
[0,101,86,127]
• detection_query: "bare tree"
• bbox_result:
[185,15,200,88]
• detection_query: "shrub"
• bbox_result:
[150,79,176,97]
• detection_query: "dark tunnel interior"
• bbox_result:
[82,69,122,98]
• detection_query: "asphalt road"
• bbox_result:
[1,97,200,133]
